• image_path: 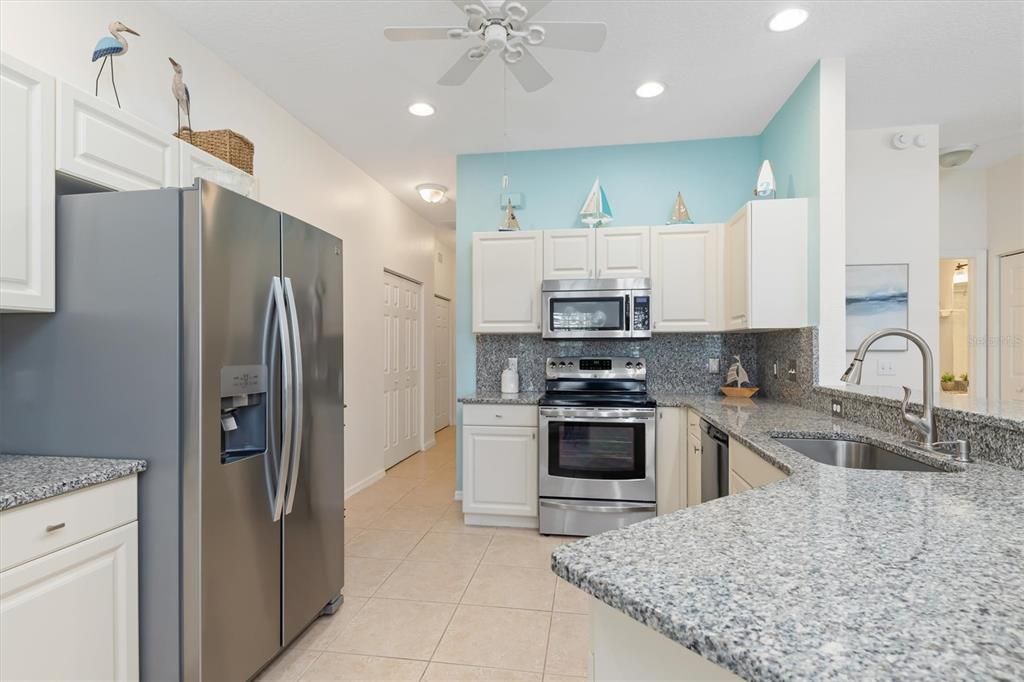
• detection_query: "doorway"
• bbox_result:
[383,270,422,468]
[1000,251,1024,402]
[937,251,987,400]
[433,296,452,432]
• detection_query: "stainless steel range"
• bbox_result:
[538,357,657,536]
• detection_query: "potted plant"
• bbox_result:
[940,372,957,392]
[956,372,969,392]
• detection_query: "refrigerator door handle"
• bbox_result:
[270,276,294,522]
[283,276,304,515]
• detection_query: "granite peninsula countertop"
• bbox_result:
[459,391,543,406]
[0,454,146,511]
[552,394,1024,680]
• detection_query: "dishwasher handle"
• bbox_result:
[700,418,728,444]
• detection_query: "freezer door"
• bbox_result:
[281,214,345,644]
[186,181,285,681]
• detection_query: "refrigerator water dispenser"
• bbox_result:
[220,364,268,462]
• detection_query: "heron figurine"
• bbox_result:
[169,58,192,142]
[92,21,140,109]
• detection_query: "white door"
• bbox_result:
[1001,252,1024,402]
[472,231,543,333]
[0,52,55,313]
[650,224,722,332]
[723,207,750,330]
[384,271,422,467]
[595,226,651,279]
[433,296,452,431]
[462,425,538,517]
[543,229,596,279]
[0,523,139,681]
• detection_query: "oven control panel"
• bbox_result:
[546,356,646,379]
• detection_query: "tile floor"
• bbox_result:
[258,427,591,682]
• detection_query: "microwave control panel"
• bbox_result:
[632,295,650,331]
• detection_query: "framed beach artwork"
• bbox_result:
[846,264,909,351]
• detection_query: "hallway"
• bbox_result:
[258,427,590,681]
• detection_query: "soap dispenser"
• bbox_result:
[500,357,519,395]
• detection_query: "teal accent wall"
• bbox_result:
[454,64,824,489]
[759,62,821,323]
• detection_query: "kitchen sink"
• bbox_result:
[773,437,945,472]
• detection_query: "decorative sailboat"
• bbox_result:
[499,197,520,231]
[667,192,692,224]
[754,160,776,198]
[579,177,613,228]
[721,355,759,398]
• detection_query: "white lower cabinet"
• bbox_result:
[729,439,787,491]
[686,411,703,507]
[462,405,538,526]
[179,140,258,199]
[0,477,139,681]
[655,407,684,515]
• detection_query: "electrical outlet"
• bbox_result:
[831,399,844,418]
[877,359,896,376]
[787,359,798,382]
[772,361,779,378]
[708,358,720,373]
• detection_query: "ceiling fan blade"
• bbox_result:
[531,22,607,51]
[505,46,553,92]
[438,47,490,86]
[384,26,461,41]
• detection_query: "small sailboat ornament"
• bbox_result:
[721,355,759,398]
[579,177,613,228]
[499,197,520,231]
[754,160,777,198]
[668,192,692,224]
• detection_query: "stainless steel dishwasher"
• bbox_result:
[699,419,729,502]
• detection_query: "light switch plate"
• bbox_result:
[877,358,896,376]
[708,358,720,373]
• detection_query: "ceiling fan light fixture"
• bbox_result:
[768,8,809,32]
[635,81,665,99]
[416,183,448,204]
[408,102,435,117]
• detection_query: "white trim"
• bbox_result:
[344,469,386,499]
[423,438,437,451]
[464,513,538,529]
[453,490,463,501]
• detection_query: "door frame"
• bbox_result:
[384,268,427,456]
[433,294,454,432]
[939,248,987,400]
[993,249,1024,402]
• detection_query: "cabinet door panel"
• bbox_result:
[0,523,139,681]
[686,434,702,507]
[0,53,55,312]
[596,227,650,279]
[655,408,681,515]
[463,426,537,516]
[57,83,178,191]
[472,232,543,333]
[723,208,749,330]
[651,225,721,332]
[543,229,595,279]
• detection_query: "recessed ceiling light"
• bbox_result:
[635,82,665,99]
[416,183,447,203]
[768,8,809,32]
[408,102,435,117]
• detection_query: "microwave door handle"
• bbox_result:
[624,294,630,331]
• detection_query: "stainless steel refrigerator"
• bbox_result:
[0,181,344,681]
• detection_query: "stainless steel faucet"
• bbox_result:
[841,328,935,443]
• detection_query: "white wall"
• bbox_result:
[940,168,988,253]
[0,0,445,494]
[434,227,456,300]
[987,154,1024,399]
[846,125,940,392]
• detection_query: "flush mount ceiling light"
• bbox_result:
[635,81,665,98]
[768,8,809,32]
[939,144,978,168]
[408,102,436,117]
[416,183,448,203]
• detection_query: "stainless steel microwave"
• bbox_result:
[541,278,652,339]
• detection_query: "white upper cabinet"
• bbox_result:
[179,141,258,199]
[650,224,722,332]
[543,229,595,279]
[57,82,179,191]
[0,52,55,313]
[724,199,808,330]
[595,226,650,279]
[472,231,544,333]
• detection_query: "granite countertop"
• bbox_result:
[0,454,147,511]
[552,395,1024,680]
[459,391,543,406]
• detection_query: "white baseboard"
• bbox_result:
[423,438,437,451]
[453,490,463,501]
[344,469,386,499]
[464,513,538,529]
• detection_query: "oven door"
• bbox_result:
[539,407,656,501]
[542,290,631,339]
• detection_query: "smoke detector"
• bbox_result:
[939,144,978,168]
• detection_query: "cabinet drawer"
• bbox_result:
[686,410,701,437]
[729,440,786,489]
[463,404,537,427]
[0,475,137,571]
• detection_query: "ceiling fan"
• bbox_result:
[384,0,607,92]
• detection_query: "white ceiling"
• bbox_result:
[156,1,1023,228]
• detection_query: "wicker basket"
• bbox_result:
[175,128,254,175]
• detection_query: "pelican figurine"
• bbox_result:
[169,58,192,142]
[92,21,140,109]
